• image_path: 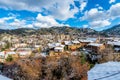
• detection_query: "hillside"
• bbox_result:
[101,24,120,36]
[0,26,97,36]
[1,25,120,37]
[7,28,36,35]
[37,26,97,35]
[5,25,120,37]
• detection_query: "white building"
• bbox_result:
[17,48,32,57]
[54,47,64,52]
[107,41,120,52]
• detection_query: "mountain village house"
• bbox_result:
[86,43,105,53]
[85,43,105,61]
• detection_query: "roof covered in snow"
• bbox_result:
[6,52,16,55]
[86,38,97,41]
[64,41,72,45]
[72,40,80,44]
[54,47,64,50]
[0,75,12,80]
[0,52,5,56]
[88,43,103,47]
[107,41,120,46]
[79,39,93,43]
[88,61,120,80]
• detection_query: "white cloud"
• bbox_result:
[80,6,115,28]
[81,3,120,29]
[0,0,79,20]
[90,20,111,28]
[98,6,103,10]
[34,14,59,28]
[0,19,5,24]
[36,14,59,26]
[9,19,26,28]
[34,23,48,28]
[0,13,70,29]
[108,3,120,19]
[109,0,116,4]
[81,8,107,21]
[1,0,120,30]
[79,0,87,12]
[34,14,69,28]
[47,0,79,20]
[83,25,88,28]
[0,0,42,12]
[0,17,14,24]
[0,16,15,29]
[95,4,103,10]
[0,14,36,29]
[0,16,33,29]
[26,24,33,28]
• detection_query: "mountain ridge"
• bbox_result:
[101,24,120,36]
[0,24,120,36]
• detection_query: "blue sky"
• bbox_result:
[0,0,120,31]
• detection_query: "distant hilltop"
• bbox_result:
[0,26,97,36]
[0,24,120,37]
[101,24,120,37]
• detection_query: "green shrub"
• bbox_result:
[6,55,13,62]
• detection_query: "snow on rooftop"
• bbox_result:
[86,38,97,41]
[48,43,63,48]
[0,52,5,56]
[48,43,55,48]
[64,41,72,45]
[17,48,31,51]
[88,61,120,80]
[54,47,63,50]
[107,41,120,46]
[10,48,16,51]
[114,42,120,46]
[72,40,80,44]
[0,75,12,80]
[60,45,65,48]
[88,43,103,47]
[35,45,41,48]
[18,51,30,56]
[79,38,97,43]
[79,39,93,43]
[6,52,16,55]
